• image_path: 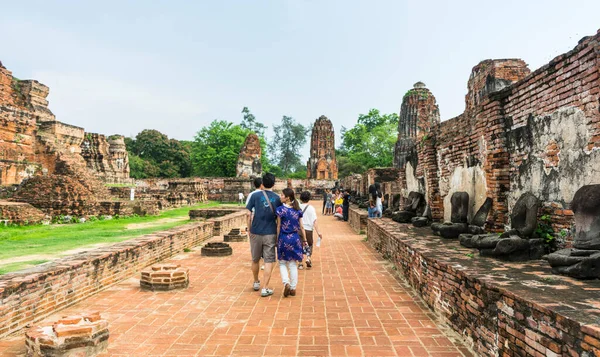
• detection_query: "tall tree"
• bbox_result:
[124,129,192,178]
[191,120,251,177]
[337,109,399,177]
[240,107,267,139]
[269,116,307,175]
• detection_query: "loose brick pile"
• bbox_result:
[140,264,189,291]
[25,312,108,357]
[367,218,600,356]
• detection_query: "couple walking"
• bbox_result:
[246,173,323,297]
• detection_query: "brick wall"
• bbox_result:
[389,29,600,239]
[367,218,600,356]
[348,205,368,234]
[0,210,247,338]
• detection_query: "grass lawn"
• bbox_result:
[0,201,220,274]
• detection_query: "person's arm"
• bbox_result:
[277,216,281,241]
[300,224,307,246]
[313,219,323,239]
[245,195,254,237]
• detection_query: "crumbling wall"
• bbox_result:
[390,29,600,236]
[0,64,43,185]
[81,133,131,184]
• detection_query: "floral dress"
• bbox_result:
[276,205,304,261]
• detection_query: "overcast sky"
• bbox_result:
[1,1,599,160]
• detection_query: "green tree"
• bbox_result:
[337,109,399,177]
[124,129,192,178]
[192,120,251,177]
[269,116,307,175]
[240,107,267,139]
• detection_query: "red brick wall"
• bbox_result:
[0,210,247,338]
[391,29,600,238]
[367,219,600,356]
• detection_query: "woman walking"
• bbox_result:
[276,188,307,297]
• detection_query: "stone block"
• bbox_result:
[201,242,233,257]
[140,264,189,291]
[25,312,109,356]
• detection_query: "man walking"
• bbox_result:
[246,173,281,297]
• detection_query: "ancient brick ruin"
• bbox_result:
[236,133,262,178]
[140,263,189,291]
[346,30,600,247]
[0,62,131,187]
[0,61,138,220]
[306,115,337,180]
[25,312,109,357]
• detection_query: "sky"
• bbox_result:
[1,1,599,161]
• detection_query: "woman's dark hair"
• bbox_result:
[282,188,300,211]
[300,191,311,203]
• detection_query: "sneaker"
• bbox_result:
[261,288,274,297]
[253,281,260,291]
[298,263,304,270]
[306,259,312,268]
[289,289,296,296]
[260,265,265,270]
[283,283,291,297]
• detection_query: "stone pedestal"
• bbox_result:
[224,228,247,242]
[201,242,233,256]
[140,264,189,291]
[25,312,109,357]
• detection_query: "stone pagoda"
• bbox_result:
[307,115,337,180]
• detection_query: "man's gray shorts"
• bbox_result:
[250,234,277,263]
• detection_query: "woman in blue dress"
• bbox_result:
[276,188,307,297]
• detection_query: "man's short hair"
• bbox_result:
[262,173,275,189]
[300,191,311,203]
[253,177,262,189]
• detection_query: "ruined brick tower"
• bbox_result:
[394,82,440,170]
[307,115,337,180]
[236,133,262,178]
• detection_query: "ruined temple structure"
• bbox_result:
[307,115,337,180]
[81,134,131,183]
[0,60,134,219]
[236,133,262,178]
[0,61,131,187]
[383,29,600,242]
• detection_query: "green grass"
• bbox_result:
[0,202,219,273]
[104,183,136,188]
[0,260,50,275]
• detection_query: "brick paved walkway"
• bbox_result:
[0,202,472,356]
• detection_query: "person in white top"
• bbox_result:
[298,191,323,269]
[245,177,263,207]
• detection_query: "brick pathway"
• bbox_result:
[0,202,472,356]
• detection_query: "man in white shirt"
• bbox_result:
[245,177,263,207]
[299,191,323,269]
